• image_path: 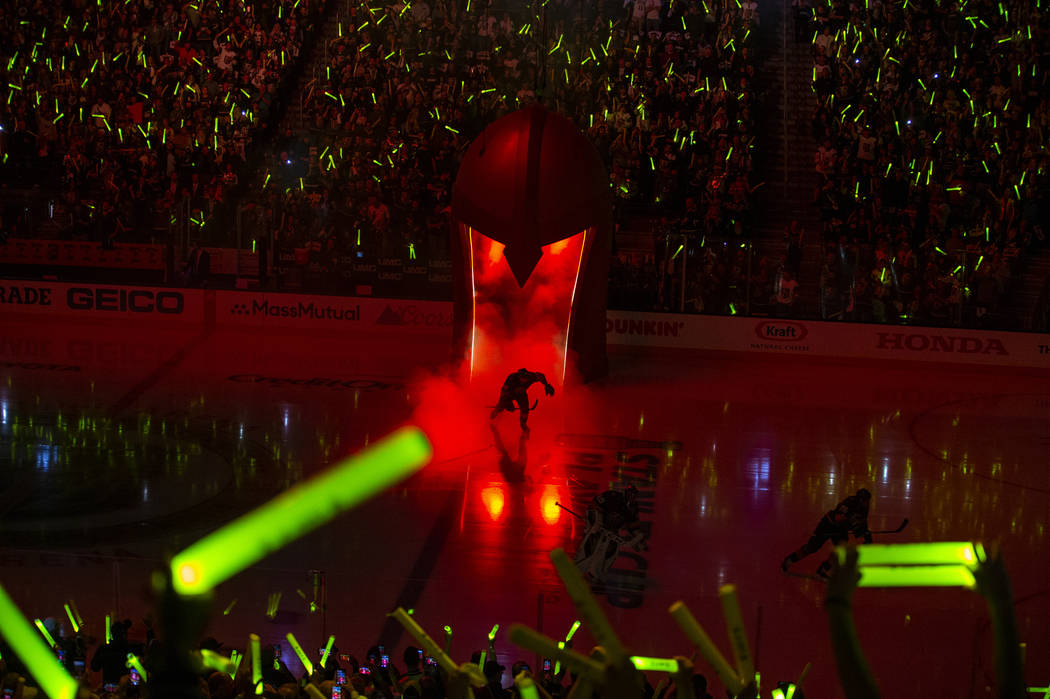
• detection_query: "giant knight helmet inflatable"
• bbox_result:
[450,104,611,385]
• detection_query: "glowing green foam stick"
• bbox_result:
[839,542,983,567]
[231,650,243,678]
[105,615,112,644]
[34,619,57,648]
[507,625,605,682]
[668,601,742,695]
[286,633,313,676]
[515,673,541,699]
[858,565,976,588]
[250,634,262,694]
[565,620,581,643]
[719,585,754,684]
[126,653,148,681]
[630,657,679,673]
[64,604,79,634]
[172,427,431,594]
[320,635,335,668]
[68,600,83,629]
[549,548,626,663]
[488,624,500,641]
[0,584,78,699]
[389,608,484,685]
[201,649,234,675]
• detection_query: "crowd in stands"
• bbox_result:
[806,0,1049,326]
[608,233,757,315]
[0,544,1026,699]
[237,0,759,285]
[0,0,325,242]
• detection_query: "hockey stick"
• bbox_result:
[556,502,585,520]
[487,399,540,412]
[870,518,909,535]
[558,503,647,550]
[782,570,825,583]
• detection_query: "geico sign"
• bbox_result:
[876,332,1008,355]
[67,287,185,314]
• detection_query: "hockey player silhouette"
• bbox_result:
[489,368,555,432]
[781,488,873,578]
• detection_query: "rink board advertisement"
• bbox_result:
[0,280,203,321]
[2,279,1046,368]
[216,291,453,331]
[0,239,166,269]
[605,311,1050,369]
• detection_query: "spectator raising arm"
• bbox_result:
[973,544,1025,699]
[824,545,880,699]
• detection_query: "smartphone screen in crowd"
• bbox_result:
[380,654,389,668]
[130,668,141,686]
[332,686,343,699]
[336,669,347,685]
[359,667,371,676]
[543,659,551,672]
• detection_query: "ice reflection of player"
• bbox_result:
[781,488,872,578]
[574,485,647,583]
[489,368,554,432]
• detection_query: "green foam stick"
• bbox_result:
[839,542,984,567]
[389,608,484,685]
[250,634,262,694]
[34,620,56,648]
[0,584,78,699]
[630,657,680,673]
[126,653,148,682]
[549,549,626,663]
[172,427,431,594]
[320,635,335,668]
[200,649,235,675]
[68,600,83,628]
[718,585,754,684]
[668,601,742,695]
[507,625,605,682]
[857,565,976,588]
[515,672,541,699]
[286,632,314,676]
[64,604,80,634]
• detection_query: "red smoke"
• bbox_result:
[412,227,589,465]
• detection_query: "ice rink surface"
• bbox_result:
[1,317,1048,697]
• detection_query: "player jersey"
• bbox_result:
[500,370,548,394]
[822,494,869,533]
[592,490,639,531]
